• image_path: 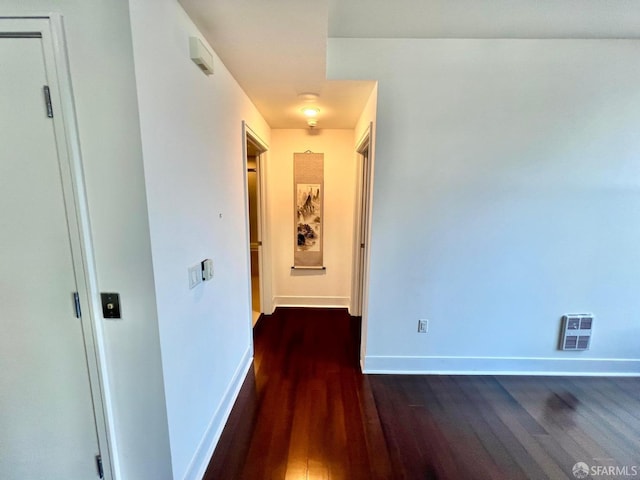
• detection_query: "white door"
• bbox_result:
[0,32,102,479]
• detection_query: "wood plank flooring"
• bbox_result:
[203,308,640,479]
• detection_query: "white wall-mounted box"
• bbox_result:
[189,37,214,75]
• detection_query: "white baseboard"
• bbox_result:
[272,296,350,309]
[182,347,253,480]
[363,355,640,376]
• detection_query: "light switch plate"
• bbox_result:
[189,265,202,289]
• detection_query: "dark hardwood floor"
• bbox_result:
[203,308,640,479]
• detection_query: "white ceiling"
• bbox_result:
[178,0,375,129]
[178,0,640,129]
[329,0,640,39]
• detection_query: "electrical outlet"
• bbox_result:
[417,319,429,333]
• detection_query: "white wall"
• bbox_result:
[354,84,378,152]
[329,39,640,375]
[269,129,357,308]
[1,1,173,478]
[128,0,270,478]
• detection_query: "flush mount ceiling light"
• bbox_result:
[298,93,320,128]
[302,107,320,117]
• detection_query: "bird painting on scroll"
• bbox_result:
[296,183,321,252]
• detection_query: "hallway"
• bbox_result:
[204,308,391,479]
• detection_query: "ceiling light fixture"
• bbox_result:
[302,107,320,118]
[298,93,320,128]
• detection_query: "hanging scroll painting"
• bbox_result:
[296,184,321,251]
[294,152,324,268]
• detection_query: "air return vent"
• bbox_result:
[559,314,593,351]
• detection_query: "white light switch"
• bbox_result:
[188,265,202,289]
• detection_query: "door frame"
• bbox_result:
[242,122,271,324]
[0,15,115,479]
[352,122,374,365]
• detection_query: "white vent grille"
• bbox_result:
[560,314,593,351]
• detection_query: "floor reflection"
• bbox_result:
[543,391,580,427]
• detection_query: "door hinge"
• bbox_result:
[95,454,104,479]
[73,292,81,318]
[43,85,53,118]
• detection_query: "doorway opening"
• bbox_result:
[243,123,269,326]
